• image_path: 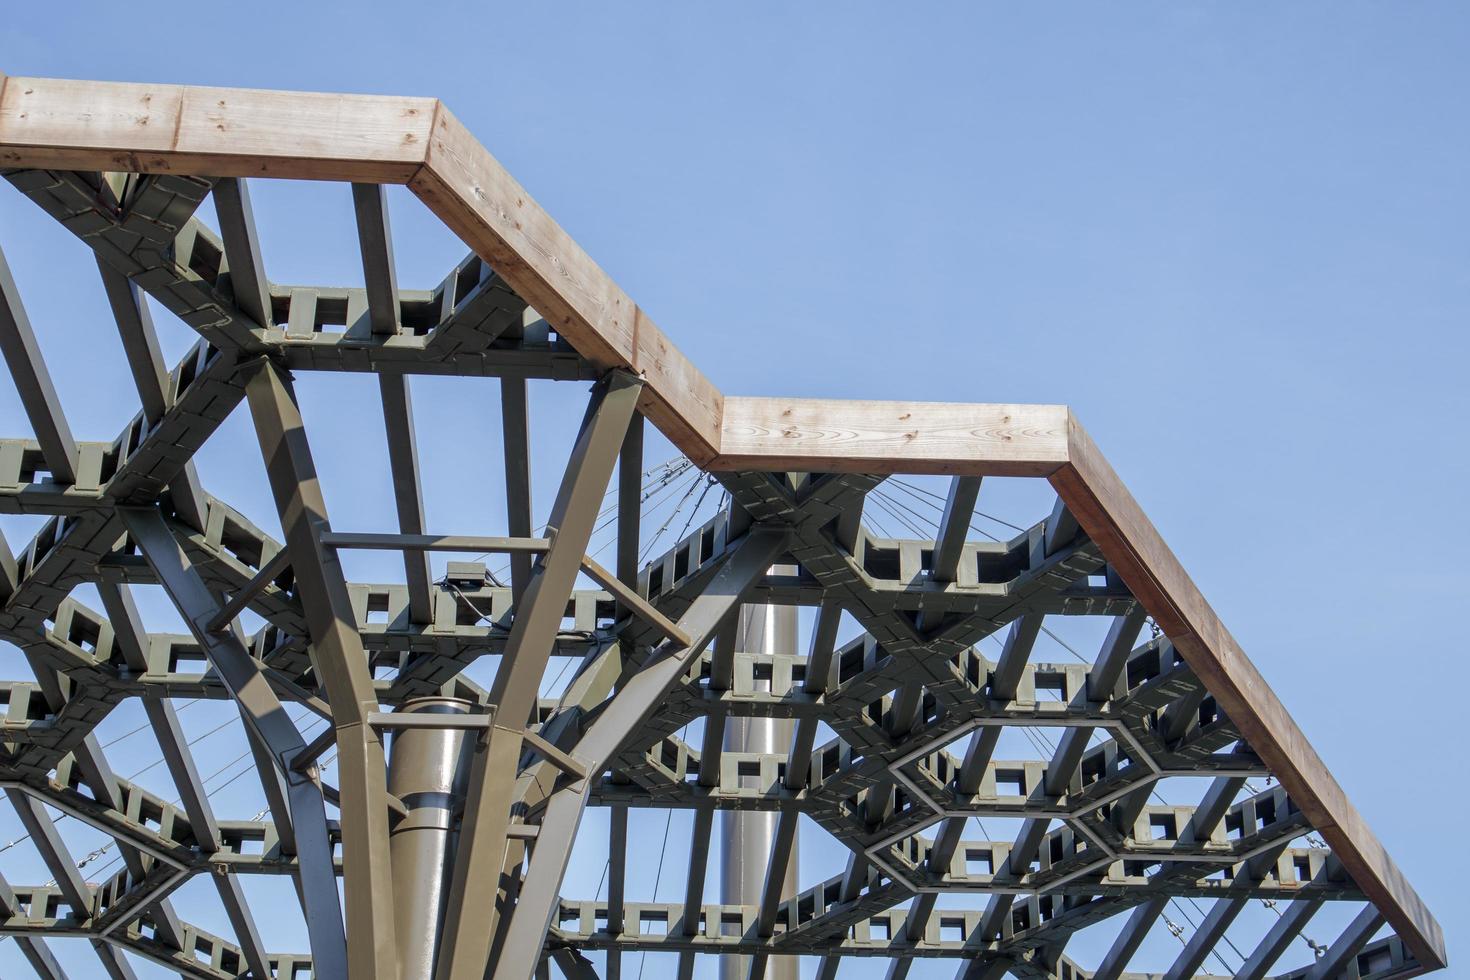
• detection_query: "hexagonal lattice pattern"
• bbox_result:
[0,72,1444,980]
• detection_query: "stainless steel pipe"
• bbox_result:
[386,696,477,980]
[721,601,799,980]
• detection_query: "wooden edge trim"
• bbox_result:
[0,75,435,182]
[710,397,1071,476]
[1051,410,1446,970]
[0,73,725,462]
[412,104,722,462]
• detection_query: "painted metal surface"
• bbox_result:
[0,71,1444,980]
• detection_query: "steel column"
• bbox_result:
[437,370,643,980]
[489,528,788,980]
[243,359,398,979]
[387,697,478,980]
[722,601,798,980]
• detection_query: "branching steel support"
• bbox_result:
[119,505,347,976]
[491,527,788,980]
[437,370,643,980]
[243,359,397,978]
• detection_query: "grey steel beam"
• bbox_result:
[1042,498,1079,557]
[119,506,348,976]
[0,871,68,978]
[202,545,294,633]
[753,809,799,933]
[212,178,273,330]
[933,476,981,582]
[1088,606,1151,698]
[803,602,842,696]
[96,258,166,422]
[1237,898,1324,980]
[607,804,628,980]
[94,577,273,978]
[680,807,714,937]
[68,735,187,950]
[95,258,209,530]
[243,358,398,979]
[323,532,549,553]
[549,948,600,979]
[437,370,642,980]
[7,789,90,916]
[0,242,77,483]
[502,375,535,605]
[0,527,15,604]
[379,374,435,623]
[1305,905,1385,980]
[488,370,640,725]
[490,527,788,980]
[607,805,628,938]
[617,411,644,618]
[1162,896,1248,980]
[991,613,1044,701]
[351,183,401,335]
[7,790,139,978]
[578,556,689,644]
[1090,897,1169,980]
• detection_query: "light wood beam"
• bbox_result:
[1051,412,1446,971]
[714,397,1069,476]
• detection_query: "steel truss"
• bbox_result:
[0,71,1446,980]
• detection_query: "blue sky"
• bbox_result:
[0,3,1466,977]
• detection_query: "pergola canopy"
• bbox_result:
[0,72,1444,979]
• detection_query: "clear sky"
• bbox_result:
[0,3,1466,977]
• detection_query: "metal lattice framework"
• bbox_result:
[0,71,1447,980]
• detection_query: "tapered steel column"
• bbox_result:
[721,599,798,980]
[387,697,477,980]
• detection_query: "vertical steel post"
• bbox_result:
[438,370,642,980]
[244,360,399,978]
[721,597,798,980]
[387,697,477,980]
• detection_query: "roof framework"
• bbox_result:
[0,72,1445,979]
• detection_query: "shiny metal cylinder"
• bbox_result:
[721,601,799,980]
[385,696,476,980]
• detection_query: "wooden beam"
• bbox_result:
[713,397,1070,476]
[0,74,433,181]
[412,105,722,462]
[1050,411,1447,972]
